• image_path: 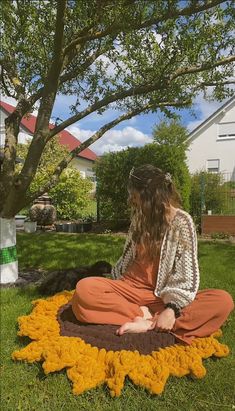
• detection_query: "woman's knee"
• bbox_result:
[75,277,98,304]
[215,289,234,315]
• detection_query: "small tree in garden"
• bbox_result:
[17,138,92,220]
[152,120,191,210]
[16,137,69,194]
[50,169,92,221]
[0,0,234,281]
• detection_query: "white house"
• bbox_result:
[0,100,97,179]
[187,97,235,180]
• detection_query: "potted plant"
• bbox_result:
[24,218,37,233]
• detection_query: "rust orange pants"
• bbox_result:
[71,276,234,344]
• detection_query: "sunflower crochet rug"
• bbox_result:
[12,291,230,397]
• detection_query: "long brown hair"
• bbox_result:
[128,164,182,259]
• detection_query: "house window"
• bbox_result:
[207,159,220,173]
[218,122,235,140]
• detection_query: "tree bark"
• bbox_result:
[0,99,34,215]
[0,0,67,218]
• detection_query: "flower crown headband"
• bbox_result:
[129,167,172,184]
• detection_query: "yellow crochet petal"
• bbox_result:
[12,339,49,363]
[67,355,106,395]
[105,350,139,397]
[128,354,169,395]
[42,337,87,374]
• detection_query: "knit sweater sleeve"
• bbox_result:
[159,213,200,309]
[111,231,133,279]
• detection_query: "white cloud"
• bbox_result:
[67,125,93,142]
[67,125,152,155]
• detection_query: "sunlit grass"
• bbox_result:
[16,231,124,270]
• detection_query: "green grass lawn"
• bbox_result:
[1,232,235,411]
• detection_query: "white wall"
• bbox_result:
[0,109,32,146]
[71,157,96,195]
[71,157,95,180]
[187,102,235,180]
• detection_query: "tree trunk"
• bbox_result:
[0,217,18,283]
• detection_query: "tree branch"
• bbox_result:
[170,55,235,81]
[0,57,25,99]
[24,99,191,204]
[49,55,235,140]
[64,0,224,54]
[0,97,39,208]
[193,79,235,89]
[60,41,109,84]
[48,84,162,139]
[0,67,16,98]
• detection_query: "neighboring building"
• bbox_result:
[0,101,97,180]
[187,97,235,180]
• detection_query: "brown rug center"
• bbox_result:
[57,303,176,355]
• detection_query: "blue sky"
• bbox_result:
[3,93,230,155]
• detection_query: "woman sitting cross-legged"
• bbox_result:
[71,164,234,344]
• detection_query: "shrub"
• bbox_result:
[50,169,93,220]
[95,140,190,223]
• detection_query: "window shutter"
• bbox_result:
[218,122,235,138]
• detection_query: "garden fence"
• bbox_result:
[190,170,235,231]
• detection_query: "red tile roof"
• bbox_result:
[0,101,97,161]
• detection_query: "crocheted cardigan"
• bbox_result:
[111,209,200,309]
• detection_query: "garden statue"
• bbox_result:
[29,193,56,227]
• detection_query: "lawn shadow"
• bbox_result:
[14,335,32,348]
[35,362,67,381]
[17,232,125,270]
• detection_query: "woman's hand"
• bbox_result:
[151,308,176,332]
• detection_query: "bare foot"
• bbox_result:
[140,306,152,320]
[116,316,154,336]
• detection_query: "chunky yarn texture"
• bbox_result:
[12,291,230,397]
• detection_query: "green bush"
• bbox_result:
[95,140,190,223]
[49,168,93,220]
